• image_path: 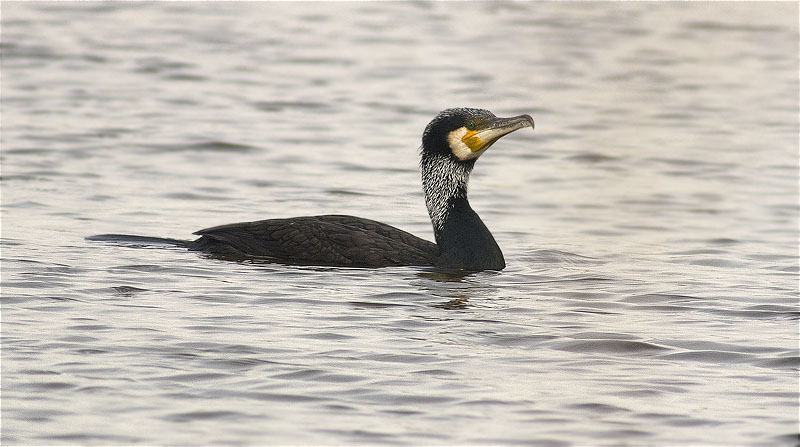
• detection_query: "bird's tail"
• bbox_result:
[86,234,191,248]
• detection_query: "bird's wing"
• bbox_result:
[193,215,437,267]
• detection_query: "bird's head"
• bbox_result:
[421,108,534,162]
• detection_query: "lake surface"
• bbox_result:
[2,2,798,445]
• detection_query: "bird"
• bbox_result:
[88,108,534,271]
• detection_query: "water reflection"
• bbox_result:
[415,270,503,310]
[432,296,470,310]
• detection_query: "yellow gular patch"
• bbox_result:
[448,127,486,161]
[461,130,485,152]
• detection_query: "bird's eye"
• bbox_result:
[465,121,477,131]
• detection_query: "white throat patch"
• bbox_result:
[447,127,487,161]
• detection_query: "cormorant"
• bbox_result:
[88,108,534,270]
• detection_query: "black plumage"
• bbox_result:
[433,197,505,271]
[88,108,534,271]
[190,215,437,267]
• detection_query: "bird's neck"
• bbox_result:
[420,154,505,270]
[420,154,473,235]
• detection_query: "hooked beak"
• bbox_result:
[464,114,535,153]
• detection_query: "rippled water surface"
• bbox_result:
[2,3,798,446]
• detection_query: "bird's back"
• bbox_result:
[191,214,438,267]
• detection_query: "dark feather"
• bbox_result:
[191,215,438,267]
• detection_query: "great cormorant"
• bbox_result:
[88,108,534,270]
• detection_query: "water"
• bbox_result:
[2,2,798,445]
